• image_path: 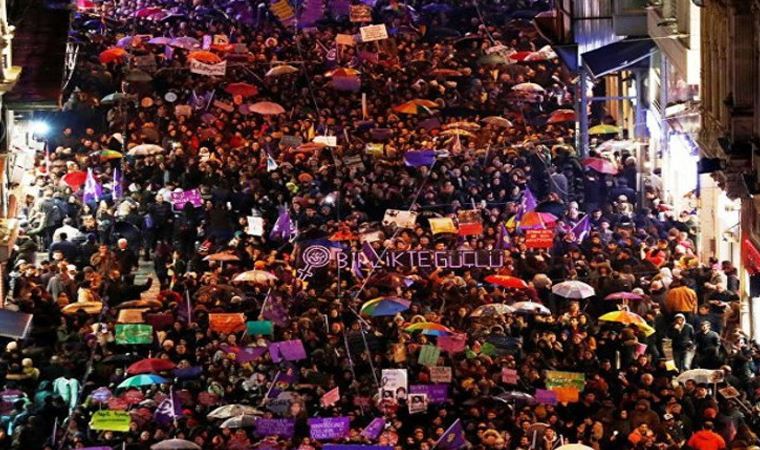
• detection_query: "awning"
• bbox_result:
[581,38,656,79]
[0,310,33,339]
[552,44,579,72]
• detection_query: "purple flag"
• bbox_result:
[269,368,298,398]
[352,255,364,280]
[83,168,102,204]
[571,214,591,243]
[435,419,467,450]
[154,392,181,425]
[269,339,307,362]
[112,166,123,199]
[403,150,437,167]
[262,294,289,327]
[269,207,294,241]
[361,242,379,264]
[522,187,537,213]
[360,417,385,440]
[496,223,510,250]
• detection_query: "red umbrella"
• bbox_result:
[485,275,529,289]
[127,358,177,374]
[509,51,533,62]
[547,109,576,124]
[134,7,164,18]
[604,292,644,301]
[62,171,87,190]
[99,47,127,64]
[225,82,258,97]
[519,211,558,230]
[583,157,618,175]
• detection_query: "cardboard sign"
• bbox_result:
[408,393,428,414]
[247,216,264,236]
[190,60,227,76]
[382,209,418,229]
[380,369,407,399]
[501,368,518,384]
[360,24,389,42]
[115,324,153,344]
[170,189,203,208]
[429,366,452,384]
[90,410,131,432]
[418,345,441,366]
[309,417,350,440]
[525,229,554,248]
[336,33,356,46]
[350,4,373,22]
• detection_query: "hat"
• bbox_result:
[674,313,685,320]
[663,413,674,420]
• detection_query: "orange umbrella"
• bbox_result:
[411,98,439,108]
[188,50,222,64]
[225,82,258,97]
[393,101,433,115]
[430,68,462,77]
[547,109,576,124]
[204,252,241,262]
[330,229,357,241]
[326,67,360,77]
[484,275,528,289]
[99,47,127,64]
[249,101,285,115]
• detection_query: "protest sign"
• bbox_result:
[525,229,555,248]
[247,320,274,335]
[360,24,388,42]
[418,345,441,366]
[190,60,227,76]
[501,368,518,384]
[545,371,585,390]
[382,209,418,228]
[410,384,448,404]
[313,135,338,147]
[437,333,467,353]
[321,387,340,407]
[458,222,483,236]
[268,339,307,362]
[115,324,153,344]
[269,0,295,26]
[553,387,580,403]
[247,216,264,236]
[430,366,452,384]
[361,418,385,440]
[719,386,740,399]
[209,313,246,334]
[350,4,372,22]
[170,189,203,209]
[336,33,356,46]
[535,389,558,405]
[308,417,350,440]
[117,309,145,324]
[380,369,407,399]
[408,393,428,414]
[213,99,234,112]
[365,143,385,156]
[428,217,457,234]
[255,418,295,437]
[90,411,131,432]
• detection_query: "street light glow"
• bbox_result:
[29,120,50,136]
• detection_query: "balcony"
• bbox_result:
[614,0,649,36]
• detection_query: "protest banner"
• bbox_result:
[170,189,203,209]
[189,60,227,76]
[458,222,483,236]
[90,410,131,432]
[408,393,428,414]
[308,417,350,440]
[247,320,274,335]
[255,418,295,437]
[360,24,388,42]
[268,339,307,362]
[525,229,555,248]
[208,313,246,334]
[430,366,452,384]
[418,345,441,366]
[115,324,153,344]
[350,4,372,22]
[410,384,448,404]
[382,209,418,228]
[545,371,585,390]
[501,368,518,384]
[428,217,457,234]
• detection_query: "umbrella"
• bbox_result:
[519,211,558,230]
[116,36,135,48]
[360,297,411,317]
[225,82,258,97]
[220,414,258,428]
[115,299,162,309]
[512,301,551,315]
[583,157,618,175]
[232,270,277,284]
[598,311,655,336]
[675,369,724,384]
[493,391,535,403]
[604,292,644,301]
[430,68,462,77]
[62,171,87,190]
[128,144,164,156]
[127,358,176,374]
[208,404,264,419]
[326,67,360,77]
[135,7,164,18]
[147,37,172,45]
[547,109,576,124]
[249,101,286,115]
[482,116,513,128]
[444,121,481,131]
[61,301,103,315]
[125,70,153,83]
[151,439,201,450]
[392,101,433,115]
[404,322,452,336]
[440,129,475,137]
[477,54,510,66]
[551,281,595,299]
[485,275,528,289]
[512,82,545,93]
[470,303,515,317]
[595,139,636,153]
[100,150,123,160]
[589,124,621,135]
[169,37,200,50]
[194,285,243,302]
[99,47,127,64]
[102,354,140,364]
[188,50,222,64]
[118,374,169,389]
[101,92,132,104]
[204,252,240,262]
[557,445,594,450]
[266,64,299,77]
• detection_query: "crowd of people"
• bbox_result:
[1,0,759,449]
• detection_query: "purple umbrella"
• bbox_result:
[170,37,200,50]
[331,75,361,92]
[148,36,172,45]
[116,36,134,48]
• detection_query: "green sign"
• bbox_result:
[90,410,131,432]
[545,370,585,390]
[418,345,441,366]
[115,324,153,344]
[247,320,274,335]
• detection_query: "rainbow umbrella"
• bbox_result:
[100,149,123,160]
[599,311,655,336]
[117,374,169,389]
[518,211,557,230]
[484,275,528,289]
[360,297,411,317]
[404,322,452,336]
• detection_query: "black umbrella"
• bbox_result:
[535,201,565,218]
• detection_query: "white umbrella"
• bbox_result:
[557,444,594,450]
[676,369,724,384]
[512,82,545,93]
[552,281,595,299]
[128,144,164,156]
[151,439,201,450]
[512,301,551,315]
[470,303,515,317]
[207,404,264,419]
[220,414,258,428]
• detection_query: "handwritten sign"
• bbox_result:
[190,60,227,76]
[525,229,555,248]
[501,368,518,384]
[336,33,356,46]
[430,366,452,384]
[170,189,203,209]
[418,345,441,366]
[90,410,131,432]
[360,24,389,42]
[255,418,295,437]
[308,417,350,440]
[350,4,373,22]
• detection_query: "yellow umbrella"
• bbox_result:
[588,124,621,135]
[440,129,475,137]
[444,121,481,131]
[482,116,513,128]
[266,64,299,77]
[62,301,104,315]
[599,311,655,336]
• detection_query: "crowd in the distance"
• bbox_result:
[0,0,758,449]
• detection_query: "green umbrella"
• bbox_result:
[117,374,168,389]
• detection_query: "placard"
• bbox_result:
[545,371,585,390]
[313,135,338,147]
[380,369,407,400]
[418,345,440,366]
[429,366,452,384]
[525,229,554,248]
[360,24,388,42]
[409,384,448,404]
[408,393,428,414]
[437,333,467,353]
[170,189,203,209]
[268,339,307,362]
[535,388,557,405]
[90,410,131,432]
[190,60,227,76]
[428,217,457,234]
[213,99,235,112]
[501,368,518,384]
[209,313,246,334]
[255,418,295,437]
[247,320,274,335]
[336,34,356,46]
[247,216,264,236]
[350,4,372,22]
[308,417,350,440]
[115,324,153,344]
[382,209,418,229]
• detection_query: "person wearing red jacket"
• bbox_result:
[687,422,726,450]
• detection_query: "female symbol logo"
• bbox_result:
[297,246,332,279]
